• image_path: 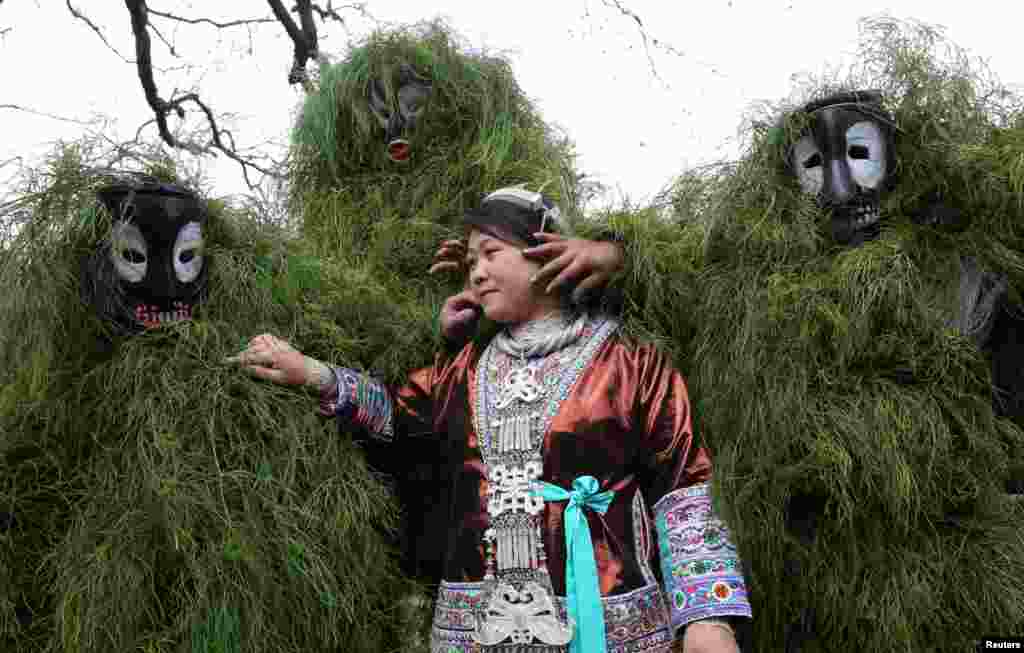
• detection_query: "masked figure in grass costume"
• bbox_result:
[434,19,1024,653]
[290,19,583,265]
[0,166,413,652]
[229,187,752,653]
[288,22,632,606]
[690,24,1024,652]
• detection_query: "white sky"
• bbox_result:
[2,1,1022,206]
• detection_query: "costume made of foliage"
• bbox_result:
[312,190,751,652]
[0,159,416,653]
[613,18,1024,652]
[290,20,582,265]
[287,22,603,599]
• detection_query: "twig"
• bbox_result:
[67,0,133,63]
[148,19,176,57]
[147,8,276,29]
[1,103,96,126]
[124,0,281,190]
[309,1,372,24]
[600,0,661,81]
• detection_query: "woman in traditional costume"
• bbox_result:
[228,188,752,653]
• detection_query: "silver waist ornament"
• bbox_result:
[471,312,619,652]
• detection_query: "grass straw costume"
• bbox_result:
[231,188,753,652]
[651,18,1024,652]
[286,21,599,595]
[0,162,411,652]
[289,19,579,264]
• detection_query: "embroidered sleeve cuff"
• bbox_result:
[323,366,395,442]
[653,483,752,633]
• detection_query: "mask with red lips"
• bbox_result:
[367,63,433,163]
[787,90,898,247]
[85,180,208,332]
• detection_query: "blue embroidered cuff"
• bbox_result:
[326,367,395,442]
[653,483,752,634]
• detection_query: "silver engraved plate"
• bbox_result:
[475,582,574,646]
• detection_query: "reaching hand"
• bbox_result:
[224,334,332,391]
[428,238,467,277]
[440,289,482,344]
[522,233,624,302]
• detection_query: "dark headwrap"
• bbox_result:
[463,187,569,248]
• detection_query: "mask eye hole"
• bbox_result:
[110,221,148,283]
[123,248,146,264]
[791,135,824,195]
[173,222,205,284]
[848,145,870,159]
[845,121,887,189]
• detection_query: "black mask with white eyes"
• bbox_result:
[367,62,433,163]
[86,182,208,331]
[788,91,897,247]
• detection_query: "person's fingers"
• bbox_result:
[531,252,573,286]
[244,364,287,384]
[237,348,277,367]
[453,308,478,324]
[450,291,480,308]
[532,232,567,242]
[576,273,606,293]
[521,241,567,259]
[570,273,606,302]
[248,333,272,348]
[546,260,585,294]
[429,261,462,275]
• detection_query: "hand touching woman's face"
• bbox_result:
[465,229,561,325]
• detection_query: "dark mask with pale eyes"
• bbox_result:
[366,62,433,163]
[788,90,898,247]
[85,181,208,332]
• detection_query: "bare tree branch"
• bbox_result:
[1,103,97,126]
[267,0,317,85]
[147,8,276,29]
[599,0,662,81]
[67,0,133,63]
[148,19,177,57]
[309,1,372,26]
[123,0,281,190]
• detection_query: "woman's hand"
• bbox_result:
[522,233,624,302]
[224,334,332,391]
[439,289,482,345]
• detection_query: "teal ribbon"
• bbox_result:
[531,475,616,653]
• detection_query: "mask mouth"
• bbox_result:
[387,139,411,162]
[134,301,194,329]
[830,201,882,245]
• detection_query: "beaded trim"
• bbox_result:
[632,490,659,587]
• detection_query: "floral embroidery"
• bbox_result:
[653,483,752,631]
[431,580,674,653]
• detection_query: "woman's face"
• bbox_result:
[465,228,559,324]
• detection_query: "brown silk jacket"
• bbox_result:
[321,325,751,638]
